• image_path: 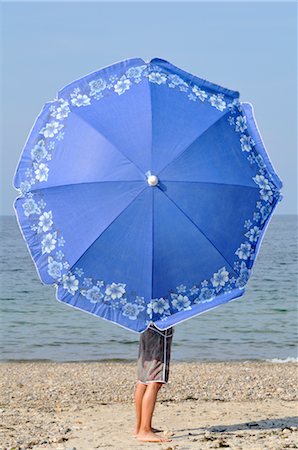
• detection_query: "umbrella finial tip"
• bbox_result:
[147,174,159,186]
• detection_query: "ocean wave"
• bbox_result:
[266,357,298,363]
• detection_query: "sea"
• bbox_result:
[0,214,297,363]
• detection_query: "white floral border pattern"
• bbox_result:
[15,62,282,325]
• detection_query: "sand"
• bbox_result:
[0,360,297,450]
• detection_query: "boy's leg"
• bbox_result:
[133,381,164,436]
[137,382,171,442]
[133,381,147,435]
[140,382,163,431]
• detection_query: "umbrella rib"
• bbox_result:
[71,109,146,178]
[161,180,259,190]
[149,74,154,301]
[157,108,231,178]
[151,187,154,302]
[159,188,241,278]
[29,180,144,193]
[65,184,148,277]
[148,71,154,171]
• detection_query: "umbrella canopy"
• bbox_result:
[12,57,283,333]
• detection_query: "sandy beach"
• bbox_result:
[0,360,297,450]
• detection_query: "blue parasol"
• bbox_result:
[12,57,283,333]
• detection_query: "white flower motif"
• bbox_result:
[189,285,199,295]
[211,267,229,287]
[136,295,145,305]
[253,174,271,191]
[38,211,53,232]
[192,85,208,101]
[255,154,266,169]
[171,294,191,311]
[56,250,64,261]
[253,174,273,202]
[126,65,146,80]
[168,74,188,87]
[89,78,107,97]
[228,116,235,126]
[240,134,255,152]
[38,199,46,209]
[56,131,64,141]
[244,219,253,230]
[149,297,170,315]
[74,267,84,277]
[86,286,104,303]
[57,236,65,247]
[62,273,79,295]
[235,242,252,260]
[146,302,153,317]
[41,232,57,254]
[114,78,132,95]
[148,72,167,85]
[188,93,196,101]
[260,188,273,202]
[227,98,242,113]
[196,287,216,303]
[47,256,63,279]
[34,163,49,182]
[236,262,251,288]
[51,100,70,120]
[19,180,31,195]
[22,198,41,217]
[31,140,48,162]
[260,204,271,223]
[208,94,226,111]
[83,277,93,288]
[244,226,261,243]
[109,75,118,83]
[122,302,141,320]
[40,121,63,138]
[70,90,91,107]
[176,284,187,293]
[235,115,247,132]
[105,282,126,300]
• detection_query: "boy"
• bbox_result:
[133,322,175,442]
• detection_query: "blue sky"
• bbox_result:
[1,1,297,214]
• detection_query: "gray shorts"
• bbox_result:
[137,323,174,385]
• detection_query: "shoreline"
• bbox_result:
[1,357,297,364]
[1,360,297,449]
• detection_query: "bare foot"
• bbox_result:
[137,430,172,442]
[132,426,162,437]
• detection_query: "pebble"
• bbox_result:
[203,431,217,441]
[163,430,175,436]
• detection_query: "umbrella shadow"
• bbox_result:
[171,416,298,439]
[157,181,167,192]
